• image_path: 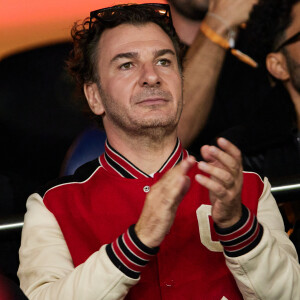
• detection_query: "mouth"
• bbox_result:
[137,98,169,106]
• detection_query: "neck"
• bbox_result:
[285,82,300,129]
[106,128,179,174]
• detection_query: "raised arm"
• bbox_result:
[176,0,257,147]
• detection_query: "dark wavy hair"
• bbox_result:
[247,0,300,67]
[66,4,183,104]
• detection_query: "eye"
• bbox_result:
[157,59,171,66]
[120,62,133,70]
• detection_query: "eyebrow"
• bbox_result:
[154,49,176,58]
[110,48,176,64]
[110,52,138,64]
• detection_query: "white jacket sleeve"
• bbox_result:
[18,193,138,300]
[225,177,300,299]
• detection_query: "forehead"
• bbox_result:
[98,23,176,61]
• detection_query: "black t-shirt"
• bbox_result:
[188,29,272,156]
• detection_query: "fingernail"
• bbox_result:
[181,159,188,169]
[195,174,204,183]
[186,156,194,164]
[198,161,207,170]
[188,155,196,162]
[218,137,227,145]
[210,146,218,154]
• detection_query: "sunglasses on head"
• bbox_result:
[275,31,300,52]
[89,3,172,30]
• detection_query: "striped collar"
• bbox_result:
[99,138,188,179]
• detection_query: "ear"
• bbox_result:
[84,83,105,115]
[266,52,290,81]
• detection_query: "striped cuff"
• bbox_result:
[106,225,159,279]
[214,205,264,257]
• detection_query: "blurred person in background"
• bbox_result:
[168,0,272,156]
[229,0,300,182]
[218,0,300,255]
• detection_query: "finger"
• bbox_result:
[170,157,195,197]
[198,161,234,188]
[156,157,195,203]
[179,156,196,175]
[161,156,195,185]
[195,173,227,199]
[156,174,190,205]
[177,174,191,199]
[217,137,242,162]
[206,145,241,174]
[200,145,215,163]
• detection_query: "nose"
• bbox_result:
[138,63,161,87]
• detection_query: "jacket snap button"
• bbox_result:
[164,280,174,287]
[143,186,150,193]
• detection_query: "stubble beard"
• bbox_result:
[284,49,300,94]
[99,86,183,141]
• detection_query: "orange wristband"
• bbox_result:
[200,21,230,49]
[199,21,258,68]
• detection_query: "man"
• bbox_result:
[221,0,300,254]
[18,4,299,299]
[235,0,300,180]
[200,0,300,182]
[168,0,271,155]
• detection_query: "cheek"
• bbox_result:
[105,79,129,103]
[107,72,137,98]
[291,47,300,62]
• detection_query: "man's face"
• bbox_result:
[284,2,300,93]
[94,23,183,137]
